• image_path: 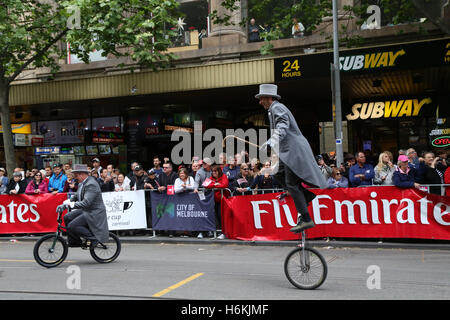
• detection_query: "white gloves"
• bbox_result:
[63,199,75,208]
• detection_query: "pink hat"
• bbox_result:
[398,155,408,162]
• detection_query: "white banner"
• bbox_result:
[102,190,147,230]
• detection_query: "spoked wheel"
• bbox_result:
[33,234,69,268]
[90,232,121,264]
[284,247,327,290]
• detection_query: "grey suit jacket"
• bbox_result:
[267,100,327,189]
[70,176,109,243]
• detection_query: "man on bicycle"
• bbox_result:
[63,164,109,247]
[257,84,327,233]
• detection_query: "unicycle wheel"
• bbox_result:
[284,247,327,290]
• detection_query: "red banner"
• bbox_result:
[0,193,67,234]
[221,187,450,241]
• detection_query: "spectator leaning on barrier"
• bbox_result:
[393,155,421,190]
[157,162,178,192]
[349,152,375,187]
[223,156,240,188]
[422,152,444,195]
[231,162,254,195]
[48,163,67,194]
[115,173,131,191]
[174,167,195,194]
[194,157,213,192]
[327,167,349,188]
[97,168,115,192]
[374,152,395,185]
[6,172,27,195]
[25,171,48,195]
[144,169,160,190]
[130,165,147,191]
[204,165,229,240]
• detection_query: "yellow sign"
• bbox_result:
[346,98,432,120]
[0,123,32,134]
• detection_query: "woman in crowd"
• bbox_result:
[203,165,229,239]
[25,171,48,195]
[6,172,27,195]
[393,155,421,189]
[252,162,280,193]
[63,170,78,193]
[174,167,195,193]
[231,162,254,195]
[115,173,131,191]
[374,151,395,185]
[0,168,8,194]
[327,167,349,188]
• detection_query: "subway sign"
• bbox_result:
[274,38,449,81]
[346,97,432,120]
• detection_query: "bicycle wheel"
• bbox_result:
[33,234,68,268]
[284,247,327,290]
[90,232,121,264]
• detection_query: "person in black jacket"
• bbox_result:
[231,163,254,195]
[157,162,178,192]
[422,152,444,195]
[6,172,27,195]
[130,165,147,190]
[97,168,115,192]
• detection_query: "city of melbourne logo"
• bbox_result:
[156,202,175,218]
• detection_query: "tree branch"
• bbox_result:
[7,28,69,84]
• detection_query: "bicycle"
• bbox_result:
[33,205,121,268]
[284,222,328,290]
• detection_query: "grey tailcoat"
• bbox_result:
[70,176,109,243]
[266,100,327,189]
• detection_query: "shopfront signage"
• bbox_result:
[91,130,124,144]
[274,38,449,81]
[431,135,450,148]
[164,125,193,133]
[346,97,432,120]
[0,123,32,134]
[35,146,60,155]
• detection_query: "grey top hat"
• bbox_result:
[72,164,90,174]
[255,84,281,100]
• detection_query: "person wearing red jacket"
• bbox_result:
[444,166,450,197]
[25,171,48,195]
[204,165,229,239]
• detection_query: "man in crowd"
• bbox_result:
[48,163,67,194]
[194,157,213,192]
[97,168,115,192]
[223,156,240,188]
[349,151,375,187]
[157,162,178,192]
[92,158,103,177]
[130,165,147,190]
[151,156,163,177]
[248,18,260,42]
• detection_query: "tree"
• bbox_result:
[0,0,179,177]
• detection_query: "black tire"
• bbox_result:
[90,232,121,264]
[33,234,68,268]
[284,247,327,290]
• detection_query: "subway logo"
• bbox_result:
[346,97,432,120]
[339,49,405,71]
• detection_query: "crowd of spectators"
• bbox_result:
[317,148,449,196]
[0,147,448,239]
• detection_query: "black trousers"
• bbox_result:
[63,209,95,245]
[273,160,313,222]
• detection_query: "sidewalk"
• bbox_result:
[2,233,450,250]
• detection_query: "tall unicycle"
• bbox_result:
[284,230,327,290]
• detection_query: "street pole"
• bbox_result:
[332,0,344,168]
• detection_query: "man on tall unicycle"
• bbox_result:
[256,84,327,233]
